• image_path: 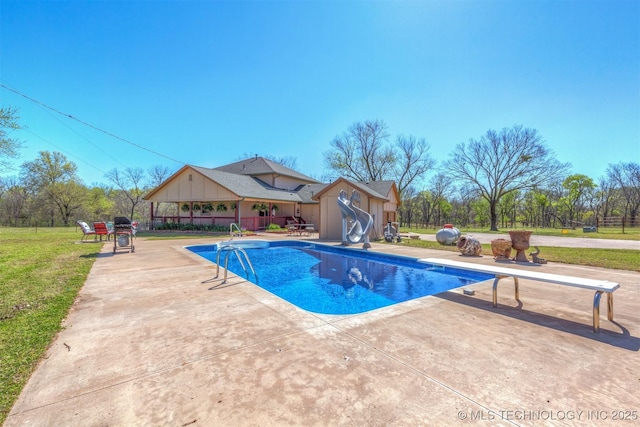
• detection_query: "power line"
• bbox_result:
[1,82,187,165]
[27,95,129,168]
[23,128,111,177]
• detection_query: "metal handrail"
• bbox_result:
[214,244,258,284]
[229,223,243,237]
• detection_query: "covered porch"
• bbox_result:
[147,199,308,232]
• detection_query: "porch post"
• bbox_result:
[236,200,241,229]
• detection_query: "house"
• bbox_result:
[143,156,400,240]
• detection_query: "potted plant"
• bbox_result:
[181,203,190,212]
[252,203,268,215]
[202,202,213,213]
[216,202,228,212]
[192,203,201,212]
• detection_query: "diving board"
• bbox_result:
[419,258,620,333]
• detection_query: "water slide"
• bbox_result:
[337,190,374,244]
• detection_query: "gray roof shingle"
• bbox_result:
[213,157,319,183]
[192,166,303,202]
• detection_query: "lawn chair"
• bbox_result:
[286,220,297,236]
[77,220,96,242]
[93,221,113,241]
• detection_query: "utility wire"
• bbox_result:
[28,94,129,168]
[23,128,110,177]
[1,82,187,165]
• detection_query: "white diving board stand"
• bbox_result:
[419,258,620,333]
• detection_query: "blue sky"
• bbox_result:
[1,0,638,188]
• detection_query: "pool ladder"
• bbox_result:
[215,244,258,284]
[229,223,243,237]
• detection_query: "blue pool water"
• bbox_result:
[187,241,492,315]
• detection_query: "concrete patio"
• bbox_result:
[5,235,639,426]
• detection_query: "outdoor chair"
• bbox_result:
[93,221,113,241]
[77,220,96,242]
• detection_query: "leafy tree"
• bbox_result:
[443,125,569,231]
[21,151,85,225]
[87,185,114,220]
[0,106,23,171]
[470,198,490,228]
[498,190,519,228]
[559,174,596,226]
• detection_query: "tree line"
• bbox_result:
[1,109,639,231]
[324,119,639,231]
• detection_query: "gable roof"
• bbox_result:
[213,156,319,183]
[295,183,328,204]
[363,181,396,198]
[310,177,390,201]
[143,165,304,202]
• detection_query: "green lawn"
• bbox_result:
[0,225,638,423]
[0,227,99,424]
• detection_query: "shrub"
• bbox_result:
[154,223,228,232]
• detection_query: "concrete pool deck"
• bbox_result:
[5,235,640,426]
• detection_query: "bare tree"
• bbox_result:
[607,162,640,225]
[105,167,146,220]
[427,172,455,225]
[0,175,28,226]
[146,164,173,218]
[393,134,435,196]
[324,119,394,182]
[443,125,569,231]
[591,175,617,220]
[324,120,434,199]
[147,165,172,188]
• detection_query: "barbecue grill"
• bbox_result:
[113,216,135,254]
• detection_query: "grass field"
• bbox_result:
[0,225,638,423]
[0,227,99,423]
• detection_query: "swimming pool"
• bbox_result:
[187,240,493,315]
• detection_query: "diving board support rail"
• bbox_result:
[420,258,620,333]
